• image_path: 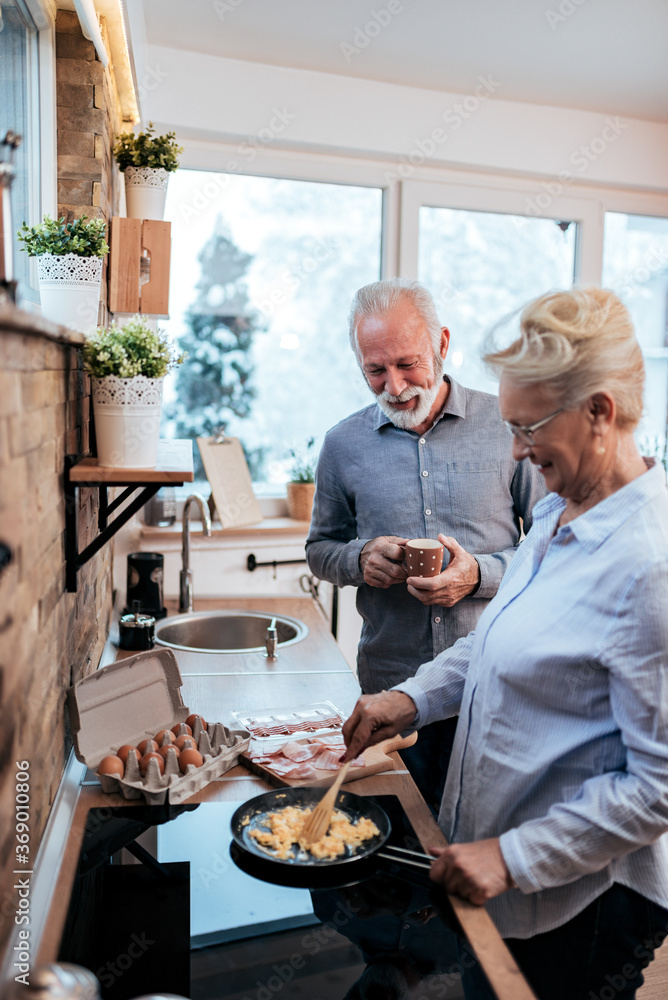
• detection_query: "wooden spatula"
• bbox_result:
[299,759,353,847]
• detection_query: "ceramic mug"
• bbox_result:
[405,538,444,578]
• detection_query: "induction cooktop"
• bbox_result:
[58,797,486,1000]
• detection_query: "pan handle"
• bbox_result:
[377,845,432,871]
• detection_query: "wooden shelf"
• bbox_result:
[65,440,194,592]
[69,439,194,485]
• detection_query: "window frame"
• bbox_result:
[2,0,56,307]
[180,136,668,287]
[174,137,668,488]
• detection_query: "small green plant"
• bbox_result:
[288,437,318,483]
[17,215,109,258]
[82,316,186,379]
[113,122,183,173]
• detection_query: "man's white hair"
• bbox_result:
[348,278,443,361]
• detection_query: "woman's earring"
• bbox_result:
[596,443,605,455]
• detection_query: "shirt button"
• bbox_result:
[419,438,426,445]
[421,470,429,477]
[434,616,441,623]
[425,508,432,516]
[403,923,410,930]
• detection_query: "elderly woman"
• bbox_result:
[342,288,668,1000]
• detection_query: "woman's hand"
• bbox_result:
[428,838,515,905]
[341,691,417,762]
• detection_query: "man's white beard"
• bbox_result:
[376,375,442,430]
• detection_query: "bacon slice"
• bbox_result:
[245,735,364,779]
[281,740,324,762]
[285,762,319,780]
[317,750,344,770]
[266,760,318,780]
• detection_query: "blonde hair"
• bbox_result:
[484,288,645,429]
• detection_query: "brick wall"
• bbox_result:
[56,8,122,224]
[0,8,123,960]
[55,8,124,324]
[0,324,112,957]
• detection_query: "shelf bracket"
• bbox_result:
[65,455,163,593]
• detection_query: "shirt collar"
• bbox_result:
[373,375,467,432]
[533,458,666,553]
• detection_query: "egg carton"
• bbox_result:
[67,647,250,805]
[97,720,249,805]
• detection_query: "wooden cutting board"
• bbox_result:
[239,731,417,788]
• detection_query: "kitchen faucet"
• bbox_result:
[179,493,212,613]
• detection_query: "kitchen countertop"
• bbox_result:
[38,595,534,1000]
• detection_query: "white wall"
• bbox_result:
[137,45,668,193]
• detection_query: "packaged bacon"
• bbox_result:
[231,701,344,741]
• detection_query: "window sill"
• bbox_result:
[140,516,311,543]
[0,299,85,345]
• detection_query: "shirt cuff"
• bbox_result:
[345,538,369,586]
[473,553,504,599]
[392,678,429,729]
[499,828,542,895]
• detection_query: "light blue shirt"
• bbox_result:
[396,460,668,938]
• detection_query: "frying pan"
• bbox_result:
[230,786,391,889]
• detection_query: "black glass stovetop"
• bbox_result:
[58,796,481,1000]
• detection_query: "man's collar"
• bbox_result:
[373,375,467,432]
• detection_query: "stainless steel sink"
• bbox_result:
[154,610,309,654]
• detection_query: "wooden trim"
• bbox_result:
[140,220,171,316]
[108,216,141,313]
[68,439,194,483]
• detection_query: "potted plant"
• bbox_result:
[113,122,183,221]
[82,316,186,468]
[17,215,108,332]
[286,437,318,521]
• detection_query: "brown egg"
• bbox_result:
[158,744,180,763]
[179,748,203,773]
[138,738,159,755]
[175,735,196,752]
[154,729,176,746]
[139,752,165,777]
[98,755,124,777]
[117,744,137,764]
[186,714,208,732]
[172,723,193,738]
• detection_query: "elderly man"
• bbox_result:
[306,278,545,809]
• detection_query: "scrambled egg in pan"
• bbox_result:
[249,805,380,860]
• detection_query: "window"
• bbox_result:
[0,0,41,304]
[603,212,668,458]
[160,147,668,490]
[418,207,577,394]
[162,170,383,486]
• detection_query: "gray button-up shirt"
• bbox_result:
[306,377,546,693]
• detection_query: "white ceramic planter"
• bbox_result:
[92,375,164,468]
[37,253,103,333]
[124,166,169,220]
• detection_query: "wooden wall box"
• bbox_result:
[108,217,171,317]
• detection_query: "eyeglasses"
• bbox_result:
[503,407,565,446]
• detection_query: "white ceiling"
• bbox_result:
[138,0,668,124]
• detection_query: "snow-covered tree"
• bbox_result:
[168,218,264,476]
